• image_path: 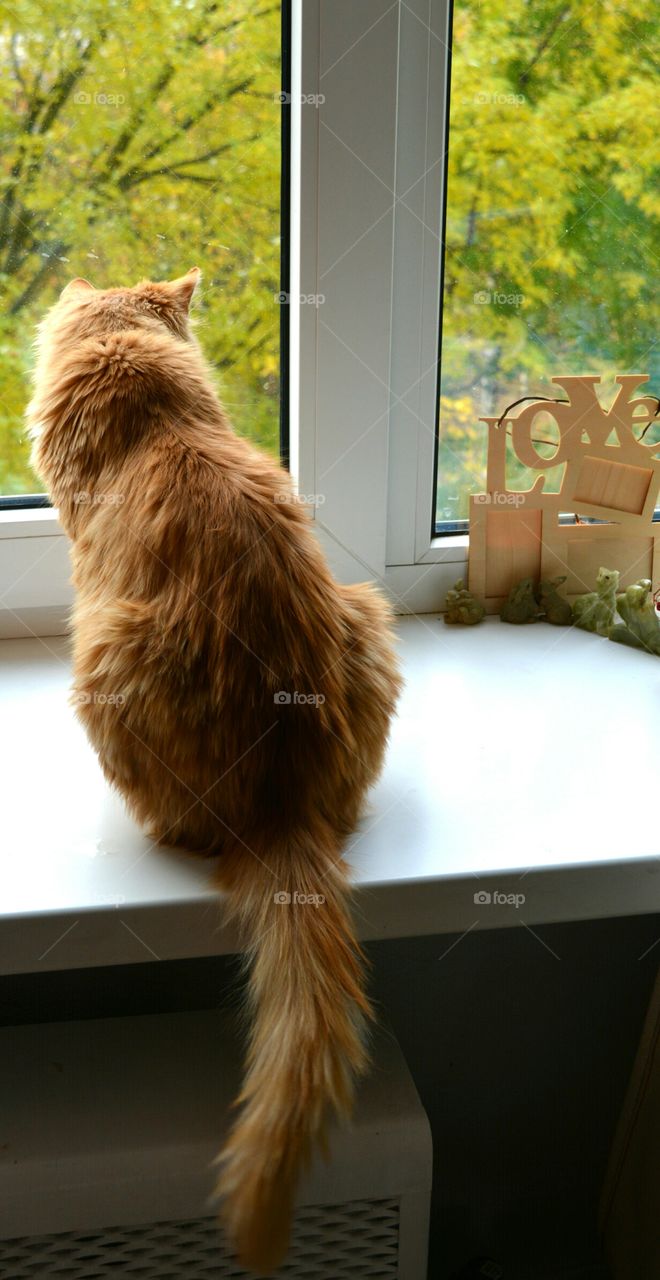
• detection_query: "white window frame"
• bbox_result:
[0,509,72,638]
[0,0,464,639]
[291,0,466,617]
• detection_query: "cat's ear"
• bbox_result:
[61,277,95,298]
[168,267,201,313]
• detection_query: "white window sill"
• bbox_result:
[0,510,466,635]
[0,508,63,538]
[1,616,658,975]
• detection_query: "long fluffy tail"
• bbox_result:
[213,825,372,1273]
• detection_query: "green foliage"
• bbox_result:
[437,0,659,523]
[0,0,281,494]
[1,1,657,516]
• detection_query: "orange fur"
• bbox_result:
[28,269,401,1273]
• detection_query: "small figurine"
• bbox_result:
[444,578,485,625]
[572,567,619,636]
[536,576,572,626]
[609,579,660,655]
[500,577,540,624]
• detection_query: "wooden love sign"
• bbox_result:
[468,375,660,612]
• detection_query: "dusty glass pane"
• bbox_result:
[436,0,659,528]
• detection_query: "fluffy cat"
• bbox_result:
[28,269,401,1273]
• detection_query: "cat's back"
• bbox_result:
[72,425,351,701]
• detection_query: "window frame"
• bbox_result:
[291,0,465,617]
[0,0,462,638]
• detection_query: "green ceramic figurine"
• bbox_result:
[444,578,485,625]
[572,567,620,636]
[536,576,573,626]
[500,577,540,624]
[609,579,660,655]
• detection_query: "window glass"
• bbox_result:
[436,0,658,529]
[0,0,282,496]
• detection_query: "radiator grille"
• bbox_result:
[1,1199,400,1278]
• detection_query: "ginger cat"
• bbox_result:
[28,269,401,1273]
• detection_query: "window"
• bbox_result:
[435,0,659,531]
[0,0,287,636]
[0,0,284,500]
[2,0,657,636]
[293,0,658,615]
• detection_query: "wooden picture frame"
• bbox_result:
[468,375,660,613]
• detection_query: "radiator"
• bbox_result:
[0,1009,432,1278]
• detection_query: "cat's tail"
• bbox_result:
[213,824,371,1274]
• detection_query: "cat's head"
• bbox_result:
[596,567,619,591]
[626,578,652,605]
[39,267,202,351]
[28,269,209,506]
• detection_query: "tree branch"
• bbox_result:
[118,135,261,190]
[190,5,278,46]
[37,35,99,135]
[518,5,571,87]
[138,78,255,167]
[8,241,68,314]
[9,35,29,96]
[99,63,176,179]
[1,35,103,268]
[96,0,244,179]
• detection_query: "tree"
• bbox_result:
[0,0,281,493]
[1,0,657,513]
